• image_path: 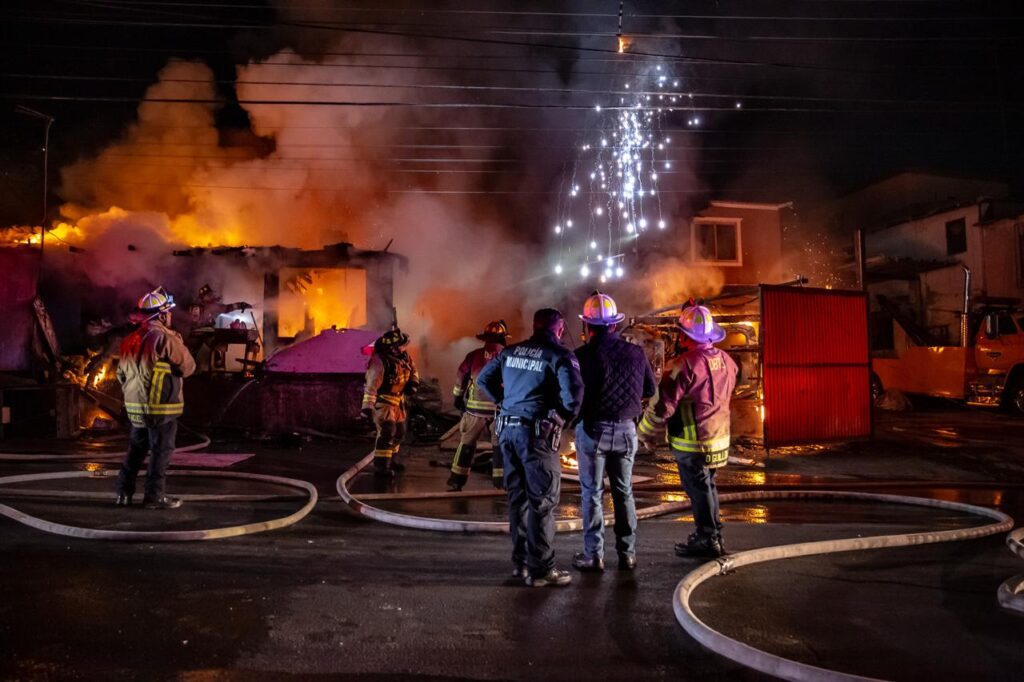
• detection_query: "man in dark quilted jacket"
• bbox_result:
[572,293,657,572]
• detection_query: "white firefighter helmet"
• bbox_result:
[580,291,625,326]
[677,304,726,344]
[136,286,176,319]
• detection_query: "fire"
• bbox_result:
[560,440,579,470]
[617,36,631,53]
[278,268,367,338]
[91,364,108,388]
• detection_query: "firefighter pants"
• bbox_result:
[674,450,723,540]
[499,422,560,577]
[449,412,499,486]
[373,403,407,470]
[575,420,638,560]
[116,418,178,501]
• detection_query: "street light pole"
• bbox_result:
[14,105,56,257]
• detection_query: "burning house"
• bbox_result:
[0,238,405,438]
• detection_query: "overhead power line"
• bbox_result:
[0,73,1000,108]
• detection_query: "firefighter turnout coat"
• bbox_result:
[117,319,197,427]
[638,342,738,467]
[453,345,502,416]
[362,351,420,414]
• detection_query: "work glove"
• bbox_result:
[360,407,374,422]
[454,395,466,412]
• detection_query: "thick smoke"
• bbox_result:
[45,17,711,387]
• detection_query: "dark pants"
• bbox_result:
[674,450,722,539]
[373,404,407,471]
[575,420,638,559]
[116,418,178,500]
[500,422,560,577]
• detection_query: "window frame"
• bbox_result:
[945,217,967,256]
[691,217,743,267]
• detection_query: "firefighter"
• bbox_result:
[572,293,657,572]
[477,309,584,587]
[638,305,737,558]
[447,320,509,492]
[362,328,420,478]
[115,287,197,509]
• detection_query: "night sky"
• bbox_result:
[2,0,1023,233]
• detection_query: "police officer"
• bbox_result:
[477,308,584,587]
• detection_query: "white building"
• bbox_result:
[864,197,1024,346]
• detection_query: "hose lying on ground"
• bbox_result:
[0,469,317,541]
[337,452,678,533]
[338,452,1021,676]
[999,527,1024,615]
[669,490,1015,682]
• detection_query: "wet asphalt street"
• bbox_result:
[2,405,1024,681]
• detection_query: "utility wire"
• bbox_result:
[0,73,1000,108]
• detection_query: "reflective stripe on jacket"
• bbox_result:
[362,351,419,410]
[639,342,737,468]
[117,320,196,423]
[453,345,502,415]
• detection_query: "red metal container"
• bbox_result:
[760,285,872,448]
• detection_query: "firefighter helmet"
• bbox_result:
[580,291,625,326]
[476,319,509,343]
[678,305,726,344]
[375,328,410,351]
[136,286,176,318]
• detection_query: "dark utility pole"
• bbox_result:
[14,105,55,257]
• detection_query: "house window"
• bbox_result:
[945,217,967,256]
[692,218,742,266]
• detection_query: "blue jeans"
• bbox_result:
[674,451,722,539]
[575,420,638,559]
[499,423,561,576]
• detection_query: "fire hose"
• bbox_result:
[0,469,317,541]
[338,452,1022,679]
[336,451,672,533]
[0,426,317,541]
[666,491,1017,682]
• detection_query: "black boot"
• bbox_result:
[526,567,573,588]
[572,552,605,572]
[674,532,724,558]
[446,475,464,492]
[617,553,637,570]
[115,493,132,507]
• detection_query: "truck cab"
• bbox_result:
[969,310,1024,412]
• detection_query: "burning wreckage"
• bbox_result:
[0,240,465,440]
[1,234,871,456]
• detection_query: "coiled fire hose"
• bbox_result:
[0,469,317,541]
[338,453,1022,679]
[0,428,317,541]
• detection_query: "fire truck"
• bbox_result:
[871,302,1024,415]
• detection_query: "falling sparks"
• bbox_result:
[547,63,691,281]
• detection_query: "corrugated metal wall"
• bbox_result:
[761,285,871,448]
